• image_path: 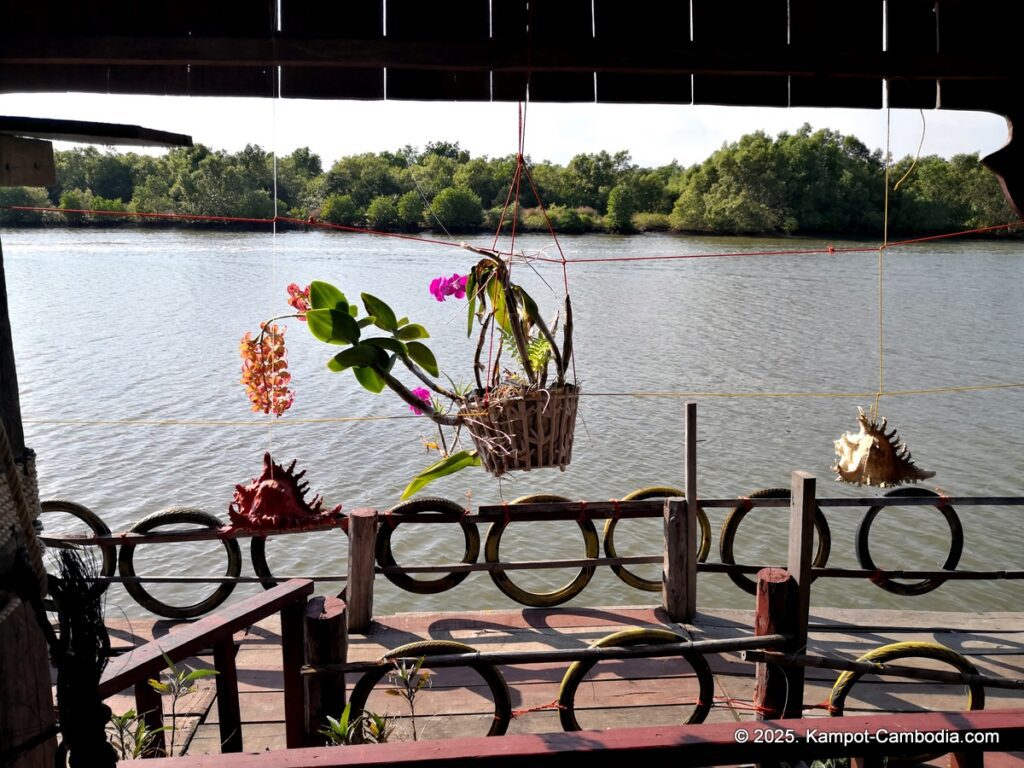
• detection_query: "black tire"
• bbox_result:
[719,488,832,596]
[829,640,985,765]
[485,494,599,607]
[603,486,711,592]
[558,628,714,731]
[347,640,512,737]
[856,488,963,596]
[249,535,276,589]
[117,508,241,619]
[376,497,479,595]
[40,499,116,609]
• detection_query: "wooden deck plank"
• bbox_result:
[101,604,1024,756]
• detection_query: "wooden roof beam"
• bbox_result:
[0,36,1021,83]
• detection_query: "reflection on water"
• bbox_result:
[4,228,1023,617]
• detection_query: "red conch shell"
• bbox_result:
[228,453,342,530]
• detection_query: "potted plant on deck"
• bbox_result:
[242,244,578,498]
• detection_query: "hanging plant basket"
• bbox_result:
[460,383,580,476]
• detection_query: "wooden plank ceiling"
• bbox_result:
[0,0,1022,114]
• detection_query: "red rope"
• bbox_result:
[510,699,564,718]
[576,500,588,523]
[610,498,622,521]
[6,207,1020,267]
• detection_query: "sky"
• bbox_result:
[0,91,1010,169]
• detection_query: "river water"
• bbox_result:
[3,227,1022,618]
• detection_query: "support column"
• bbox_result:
[0,235,57,768]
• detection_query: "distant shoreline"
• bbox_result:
[2,219,1021,241]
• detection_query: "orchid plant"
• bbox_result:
[241,245,574,497]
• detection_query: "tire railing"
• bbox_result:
[307,628,1024,743]
[37,489,1024,619]
[313,630,785,738]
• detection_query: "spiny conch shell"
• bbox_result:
[228,452,342,530]
[833,407,936,488]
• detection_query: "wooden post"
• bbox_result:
[212,635,243,753]
[0,234,57,768]
[752,471,815,723]
[346,509,377,634]
[684,401,698,618]
[664,402,699,623]
[662,498,689,622]
[786,471,815,668]
[304,595,348,745]
[752,567,796,720]
[0,136,56,188]
[281,598,307,750]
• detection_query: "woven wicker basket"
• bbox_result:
[459,384,580,476]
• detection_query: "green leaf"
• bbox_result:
[358,316,376,327]
[465,271,476,337]
[405,341,439,376]
[148,680,170,694]
[487,278,512,334]
[353,366,386,393]
[327,344,381,372]
[400,450,481,500]
[309,281,349,311]
[364,337,408,356]
[515,285,542,325]
[307,308,361,345]
[183,668,219,683]
[349,304,359,317]
[397,316,409,327]
[361,293,398,332]
[396,323,430,341]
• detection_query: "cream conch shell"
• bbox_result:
[833,407,935,487]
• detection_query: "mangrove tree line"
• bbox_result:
[0,125,1014,237]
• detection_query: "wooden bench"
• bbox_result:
[99,578,314,755]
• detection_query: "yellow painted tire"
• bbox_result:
[118,508,241,619]
[40,499,116,609]
[376,497,479,595]
[719,488,831,596]
[829,641,985,764]
[347,640,512,737]
[485,494,598,607]
[558,627,714,731]
[603,486,711,592]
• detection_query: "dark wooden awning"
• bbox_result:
[0,0,1022,113]
[0,116,193,147]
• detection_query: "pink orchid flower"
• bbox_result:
[409,386,432,415]
[429,273,468,302]
[286,283,311,320]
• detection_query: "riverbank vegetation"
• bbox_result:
[0,125,1015,237]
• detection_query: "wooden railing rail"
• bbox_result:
[153,709,1024,768]
[98,578,313,755]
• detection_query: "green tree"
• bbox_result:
[365,195,399,230]
[430,187,483,231]
[0,186,51,225]
[321,193,363,226]
[605,183,639,232]
[277,147,324,213]
[87,153,135,202]
[563,150,634,211]
[396,191,425,231]
[325,153,406,208]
